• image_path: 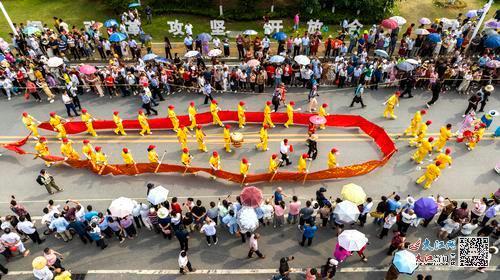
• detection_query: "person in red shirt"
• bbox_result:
[405,23,415,36]
[266,64,275,87]
[170,197,182,215]
[104,75,116,98]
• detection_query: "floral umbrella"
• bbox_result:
[240,186,263,208]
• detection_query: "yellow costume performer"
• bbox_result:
[433,124,452,152]
[210,100,223,127]
[383,91,400,119]
[121,148,136,164]
[188,102,197,130]
[81,139,96,163]
[94,146,108,165]
[435,148,452,169]
[113,111,127,136]
[255,125,269,151]
[328,148,338,168]
[34,137,52,167]
[318,104,329,129]
[138,110,151,136]
[263,101,275,128]
[238,101,246,128]
[298,153,308,173]
[181,148,192,166]
[269,154,279,173]
[404,110,426,136]
[240,158,250,177]
[81,109,97,137]
[467,123,486,150]
[177,125,190,150]
[147,145,159,163]
[223,125,232,153]
[416,161,442,189]
[195,125,208,152]
[409,120,431,146]
[168,105,180,132]
[60,138,80,160]
[284,101,296,128]
[209,151,221,179]
[22,112,40,139]
[412,137,434,164]
[49,112,67,139]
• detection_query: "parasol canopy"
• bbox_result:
[413,197,438,220]
[184,50,200,58]
[419,17,431,25]
[309,115,327,125]
[47,57,64,68]
[208,49,222,57]
[247,59,260,67]
[338,229,368,251]
[381,19,399,29]
[79,65,97,75]
[104,19,119,28]
[341,183,366,205]
[393,250,419,275]
[240,186,263,208]
[242,30,258,36]
[147,186,169,205]
[269,55,285,64]
[109,197,135,217]
[390,16,407,26]
[374,49,389,58]
[294,55,310,65]
[109,32,127,42]
[333,200,360,224]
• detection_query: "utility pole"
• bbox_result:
[465,0,494,53]
[0,1,18,36]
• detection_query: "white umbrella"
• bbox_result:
[242,29,258,36]
[294,55,310,65]
[109,197,135,217]
[374,49,389,58]
[47,57,64,68]
[405,59,419,65]
[247,59,260,68]
[269,55,285,63]
[333,201,360,224]
[208,49,222,57]
[147,185,169,205]
[338,229,368,251]
[184,50,200,58]
[419,17,431,25]
[415,29,430,35]
[390,16,407,26]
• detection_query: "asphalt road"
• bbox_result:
[0,84,498,279]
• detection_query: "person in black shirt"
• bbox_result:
[191,200,206,229]
[426,80,443,107]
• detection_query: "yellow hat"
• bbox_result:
[32,256,47,270]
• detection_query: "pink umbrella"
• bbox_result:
[240,186,263,208]
[419,17,431,25]
[309,115,327,125]
[381,19,399,29]
[247,59,260,68]
[79,65,97,75]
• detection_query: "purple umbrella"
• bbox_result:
[414,197,438,220]
[465,10,477,18]
[485,20,500,29]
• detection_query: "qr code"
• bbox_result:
[457,237,489,267]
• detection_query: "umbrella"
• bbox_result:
[465,10,477,18]
[109,32,127,42]
[47,57,64,68]
[415,29,430,35]
[485,20,500,29]
[374,49,389,58]
[484,28,498,37]
[338,230,368,251]
[390,16,407,26]
[341,183,366,205]
[333,201,360,224]
[486,60,500,68]
[142,53,158,61]
[309,115,326,125]
[128,2,141,8]
[272,32,287,41]
[92,22,103,29]
[197,33,212,42]
[247,59,260,67]
[109,197,135,217]
[294,55,310,65]
[240,186,263,208]
[381,19,399,29]
[237,206,259,232]
[23,26,41,36]
[242,29,258,36]
[184,50,200,58]
[0,54,4,62]
[104,19,119,28]
[208,49,222,57]
[405,59,419,65]
[269,55,285,63]
[419,17,431,25]
[484,34,500,49]
[393,250,419,275]
[79,65,97,75]
[32,256,47,270]
[147,186,169,205]
[154,57,169,63]
[428,33,441,43]
[396,61,415,72]
[413,197,438,220]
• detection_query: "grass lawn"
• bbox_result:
[0,0,498,43]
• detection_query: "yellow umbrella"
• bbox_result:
[32,256,47,270]
[341,183,366,205]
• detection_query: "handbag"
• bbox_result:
[370,211,384,218]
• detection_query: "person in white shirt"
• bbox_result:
[379,212,397,239]
[33,265,53,280]
[0,228,29,256]
[261,199,274,225]
[213,37,221,49]
[459,219,478,236]
[279,139,292,166]
[398,209,417,234]
[185,23,193,36]
[438,217,460,239]
[178,250,195,274]
[263,23,272,37]
[358,197,373,227]
[200,218,218,246]
[293,37,301,56]
[248,233,265,258]
[17,215,45,245]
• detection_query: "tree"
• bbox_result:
[300,0,321,15]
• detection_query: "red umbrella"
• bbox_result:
[309,115,327,125]
[381,19,399,30]
[240,186,263,208]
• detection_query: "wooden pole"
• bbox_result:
[302,159,314,184]
[154,150,167,173]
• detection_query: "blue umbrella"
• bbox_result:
[142,53,158,61]
[109,32,127,42]
[374,49,389,58]
[484,35,500,49]
[197,33,212,42]
[393,250,418,275]
[269,55,285,63]
[413,197,438,220]
[272,32,287,41]
[23,26,41,35]
[428,33,441,43]
[104,19,119,28]
[128,3,141,8]
[396,61,415,72]
[154,57,170,63]
[0,54,4,62]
